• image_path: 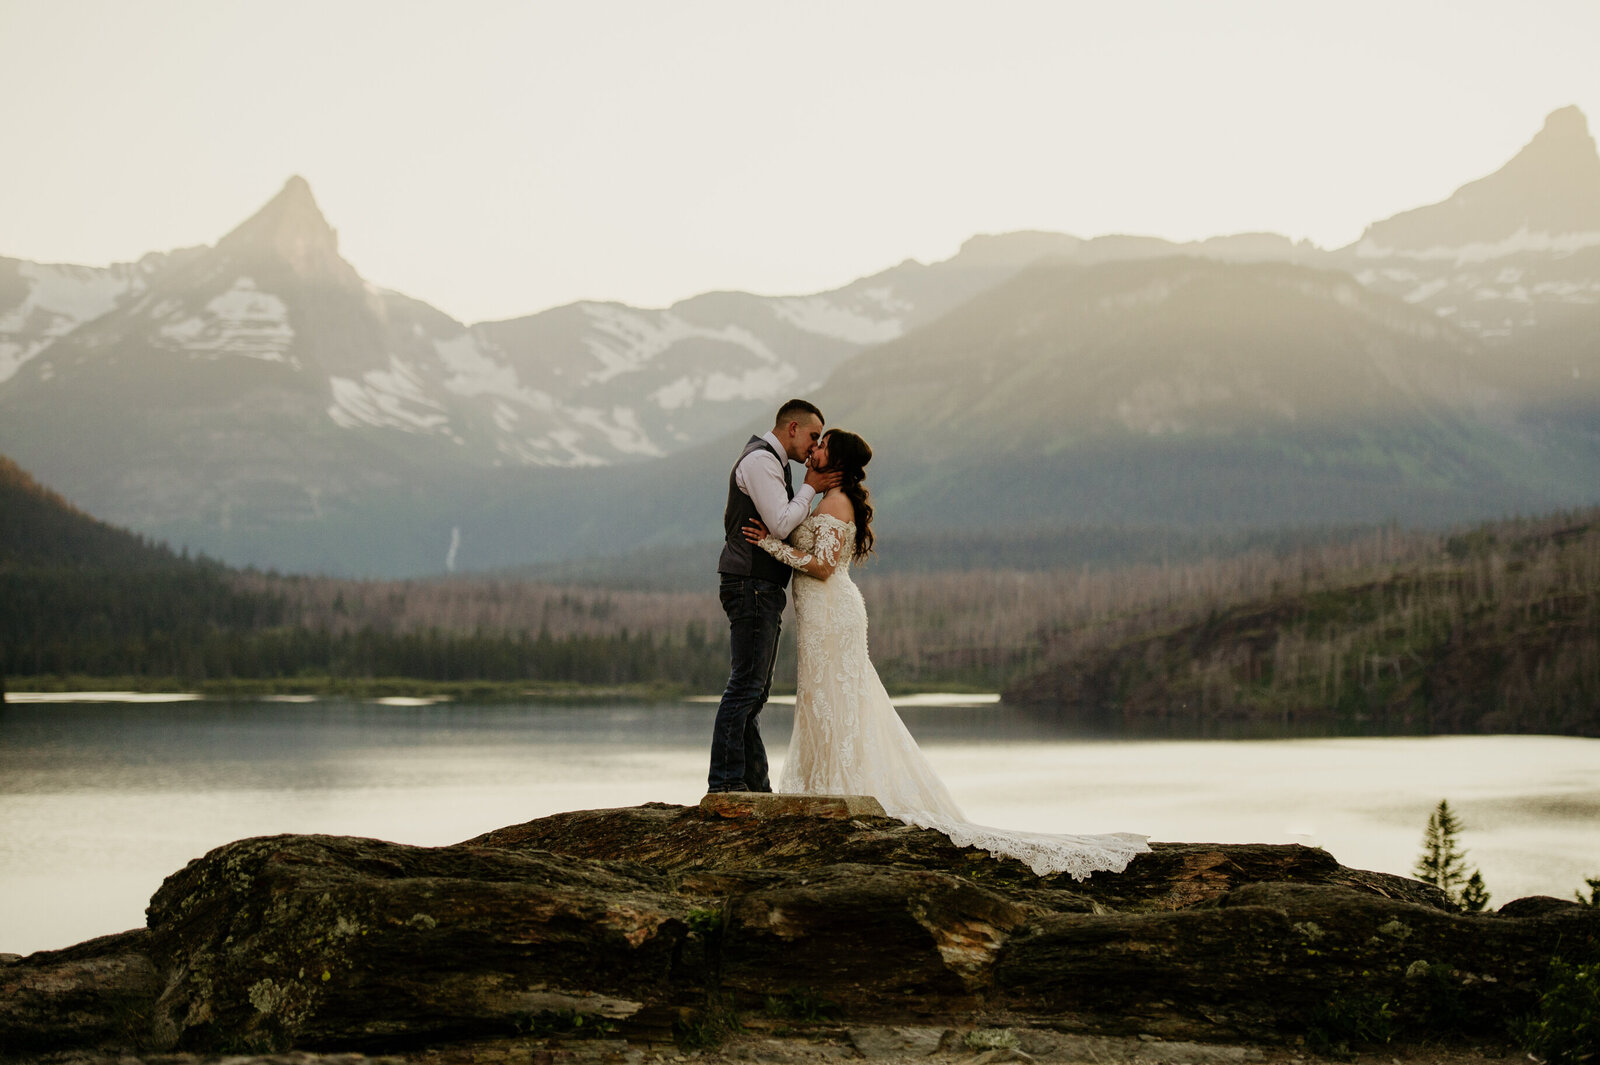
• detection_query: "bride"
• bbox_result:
[744,428,1149,881]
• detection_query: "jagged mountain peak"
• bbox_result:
[215,176,358,285]
[1538,103,1590,140]
[1358,106,1600,253]
[1489,105,1600,191]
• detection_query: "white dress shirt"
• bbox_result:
[734,431,817,539]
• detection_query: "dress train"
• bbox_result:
[758,512,1149,880]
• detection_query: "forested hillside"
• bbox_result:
[1005,509,1600,736]
[0,455,720,691]
[1,457,285,679]
[2,456,193,569]
[6,449,1596,735]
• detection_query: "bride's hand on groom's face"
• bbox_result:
[743,519,769,544]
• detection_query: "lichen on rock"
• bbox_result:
[1,802,1595,1057]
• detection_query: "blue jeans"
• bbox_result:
[708,574,785,792]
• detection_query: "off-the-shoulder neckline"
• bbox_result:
[808,512,854,532]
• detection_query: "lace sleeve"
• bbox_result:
[757,522,845,580]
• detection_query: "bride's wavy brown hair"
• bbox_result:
[822,429,875,561]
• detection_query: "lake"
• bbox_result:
[2,694,1598,956]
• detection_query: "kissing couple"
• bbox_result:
[708,399,1148,880]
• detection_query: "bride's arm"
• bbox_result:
[742,519,845,580]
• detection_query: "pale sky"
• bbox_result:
[2,0,1597,325]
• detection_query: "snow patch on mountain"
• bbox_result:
[496,405,663,466]
[581,304,784,384]
[432,331,669,462]
[859,285,914,314]
[512,427,605,468]
[650,362,802,411]
[704,365,801,402]
[1355,227,1600,264]
[651,377,698,411]
[1403,279,1451,304]
[0,339,47,385]
[18,262,131,322]
[157,277,296,363]
[435,332,557,411]
[769,295,904,344]
[491,401,520,431]
[569,405,663,457]
[1529,280,1600,302]
[0,262,137,382]
[328,356,449,432]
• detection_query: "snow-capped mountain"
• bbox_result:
[806,254,1585,530]
[0,253,186,384]
[1337,106,1600,348]
[2,107,1597,576]
[0,177,1057,564]
[1,178,1047,480]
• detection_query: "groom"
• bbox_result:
[708,398,840,794]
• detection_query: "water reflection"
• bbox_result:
[2,698,1597,957]
[0,699,1090,794]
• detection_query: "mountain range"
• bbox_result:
[2,107,1597,576]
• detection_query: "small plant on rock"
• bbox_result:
[1515,959,1600,1065]
[1306,993,1398,1059]
[515,1008,617,1038]
[761,988,839,1023]
[963,1028,1019,1051]
[685,906,723,936]
[674,995,743,1050]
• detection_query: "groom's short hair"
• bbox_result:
[774,398,823,428]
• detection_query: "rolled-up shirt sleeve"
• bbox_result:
[736,449,816,538]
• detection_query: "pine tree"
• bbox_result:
[1414,799,1490,911]
[1414,799,1469,891]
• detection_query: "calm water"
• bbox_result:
[2,696,1598,956]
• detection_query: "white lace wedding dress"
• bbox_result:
[758,511,1150,880]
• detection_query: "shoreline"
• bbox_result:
[0,677,1002,704]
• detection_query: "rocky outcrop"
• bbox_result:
[0,929,157,1051]
[3,797,1596,1059]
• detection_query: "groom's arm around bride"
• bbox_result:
[707,398,839,795]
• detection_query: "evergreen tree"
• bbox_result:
[1414,799,1490,911]
[1414,799,1469,890]
[1576,876,1600,907]
[1459,870,1491,913]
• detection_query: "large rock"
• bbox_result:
[0,930,158,1051]
[2,801,1595,1057]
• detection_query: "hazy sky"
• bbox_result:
[2,1,1597,324]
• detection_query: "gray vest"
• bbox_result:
[717,436,794,586]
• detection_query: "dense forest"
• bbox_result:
[0,457,722,691]
[4,454,1597,734]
